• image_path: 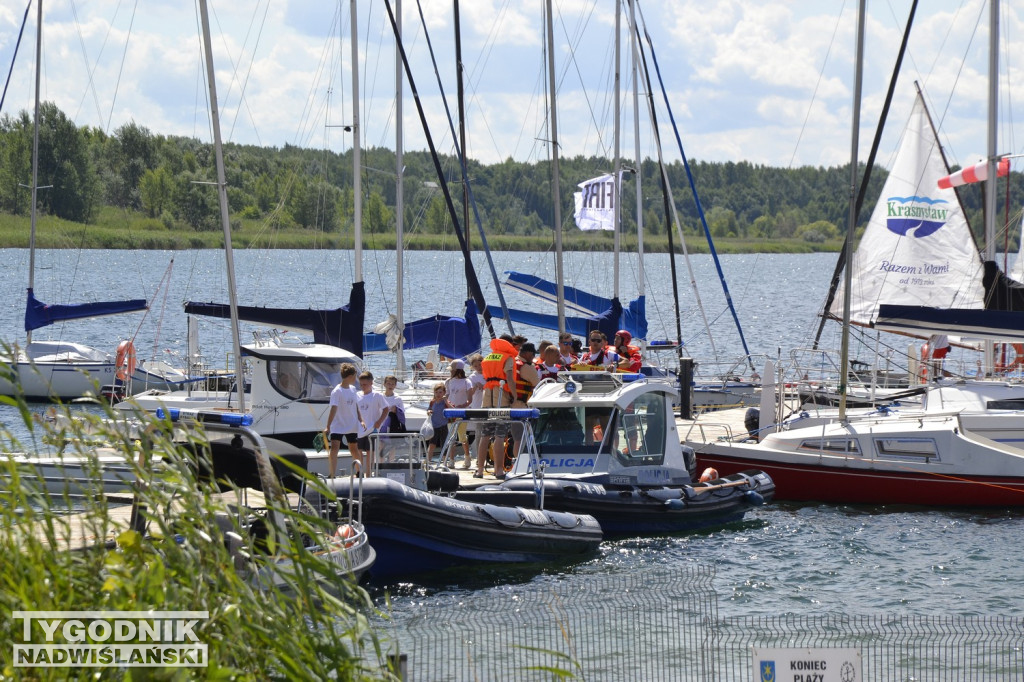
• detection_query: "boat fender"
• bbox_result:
[547,510,583,529]
[644,488,683,501]
[115,340,137,381]
[698,467,719,483]
[333,524,357,547]
[743,490,765,506]
[481,504,526,528]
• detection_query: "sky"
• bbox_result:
[1,0,1022,172]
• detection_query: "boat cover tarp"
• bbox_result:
[24,288,148,332]
[487,296,627,341]
[184,281,366,357]
[362,299,482,359]
[876,261,1024,340]
[497,272,646,339]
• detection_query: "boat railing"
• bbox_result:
[680,419,739,444]
[691,354,770,387]
[442,408,547,508]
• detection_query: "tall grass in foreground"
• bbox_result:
[0,388,397,680]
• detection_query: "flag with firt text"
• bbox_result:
[573,173,619,231]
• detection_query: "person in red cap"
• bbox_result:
[612,330,642,372]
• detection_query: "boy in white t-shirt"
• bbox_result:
[356,371,390,470]
[444,360,475,467]
[324,363,364,476]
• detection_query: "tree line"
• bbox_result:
[1,102,1019,249]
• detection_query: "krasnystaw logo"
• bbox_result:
[886,195,949,238]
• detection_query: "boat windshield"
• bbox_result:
[534,405,611,454]
[609,393,667,466]
[268,360,339,402]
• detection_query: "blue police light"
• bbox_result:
[157,408,253,426]
[443,408,539,420]
[619,373,645,383]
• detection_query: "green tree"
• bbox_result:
[365,190,392,234]
[139,166,172,218]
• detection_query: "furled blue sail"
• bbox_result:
[499,272,646,339]
[24,288,148,332]
[486,296,631,341]
[184,281,366,357]
[363,299,481,360]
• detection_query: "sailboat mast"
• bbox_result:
[628,0,644,345]
[26,0,41,345]
[351,0,363,283]
[198,0,245,412]
[839,0,866,420]
[544,0,566,332]
[395,0,405,376]
[984,0,999,374]
[612,0,621,301]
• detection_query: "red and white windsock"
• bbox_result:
[938,157,1010,189]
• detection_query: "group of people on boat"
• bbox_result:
[323,329,643,479]
[323,366,407,477]
[423,330,643,479]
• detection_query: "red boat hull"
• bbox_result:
[696,453,1024,506]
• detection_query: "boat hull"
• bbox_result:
[695,450,1024,506]
[311,477,603,577]
[487,470,773,536]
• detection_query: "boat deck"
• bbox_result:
[14,489,270,553]
[677,406,757,446]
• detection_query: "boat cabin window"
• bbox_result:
[534,405,612,454]
[797,438,860,455]
[874,438,938,461]
[268,360,338,402]
[609,393,667,466]
[986,399,1024,411]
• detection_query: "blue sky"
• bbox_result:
[0,0,1021,171]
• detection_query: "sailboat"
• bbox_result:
[0,0,188,402]
[684,2,1024,506]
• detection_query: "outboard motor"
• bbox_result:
[744,407,760,439]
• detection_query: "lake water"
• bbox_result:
[2,249,1021,679]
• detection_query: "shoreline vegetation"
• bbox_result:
[3,103,1015,254]
[0,211,844,253]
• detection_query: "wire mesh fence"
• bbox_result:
[377,564,717,681]
[376,564,1024,681]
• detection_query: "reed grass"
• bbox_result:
[0,371,397,680]
[0,211,840,253]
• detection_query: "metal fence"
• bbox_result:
[376,565,1024,681]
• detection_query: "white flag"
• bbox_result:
[573,173,618,231]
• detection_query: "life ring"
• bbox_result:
[115,340,137,381]
[995,343,1024,373]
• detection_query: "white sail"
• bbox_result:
[1010,212,1024,283]
[832,92,985,325]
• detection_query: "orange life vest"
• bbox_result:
[482,338,517,394]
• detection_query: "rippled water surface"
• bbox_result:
[2,249,1021,675]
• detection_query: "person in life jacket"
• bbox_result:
[536,344,563,381]
[612,329,642,372]
[514,342,540,403]
[578,330,620,370]
[475,334,519,479]
[557,331,578,365]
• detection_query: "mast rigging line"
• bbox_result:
[409,0,515,336]
[636,1,752,365]
[812,0,919,351]
[383,0,500,340]
[0,0,33,116]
